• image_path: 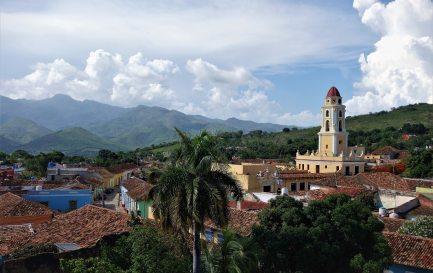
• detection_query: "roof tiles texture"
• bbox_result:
[0,225,33,256]
[30,205,131,248]
[384,232,433,270]
[205,208,259,236]
[0,192,53,217]
[122,178,153,201]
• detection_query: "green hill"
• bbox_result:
[18,127,124,156]
[346,103,433,130]
[0,136,19,154]
[0,115,52,144]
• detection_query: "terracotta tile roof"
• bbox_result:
[0,192,53,217]
[408,205,433,217]
[384,232,433,270]
[0,225,33,256]
[306,187,371,201]
[31,205,131,248]
[379,216,407,232]
[371,146,404,156]
[106,163,138,174]
[122,178,153,201]
[204,208,259,236]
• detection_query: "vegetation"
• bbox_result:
[202,229,258,273]
[402,150,433,178]
[398,216,433,238]
[60,224,191,273]
[149,129,243,273]
[252,194,392,273]
[9,244,58,259]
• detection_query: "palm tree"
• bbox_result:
[149,129,243,273]
[202,229,258,273]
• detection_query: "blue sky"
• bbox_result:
[0,0,432,126]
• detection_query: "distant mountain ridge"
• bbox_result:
[0,94,290,154]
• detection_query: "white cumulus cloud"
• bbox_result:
[0,49,179,107]
[184,59,320,125]
[346,0,433,115]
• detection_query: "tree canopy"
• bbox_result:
[252,194,392,273]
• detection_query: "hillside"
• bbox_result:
[0,115,52,144]
[0,136,19,154]
[18,127,124,156]
[346,103,433,130]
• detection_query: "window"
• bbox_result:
[325,120,330,132]
[291,183,297,191]
[300,182,305,191]
[307,164,310,170]
[326,144,328,149]
[69,200,77,211]
[336,166,340,171]
[339,120,342,132]
[339,110,342,117]
[345,166,350,176]
[50,175,55,181]
[277,188,281,195]
[316,165,320,173]
[302,164,304,170]
[326,110,329,117]
[263,186,271,192]
[325,165,327,169]
[338,99,342,104]
[355,166,359,175]
[339,140,342,144]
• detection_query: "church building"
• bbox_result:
[295,87,365,175]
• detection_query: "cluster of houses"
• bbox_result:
[0,87,432,272]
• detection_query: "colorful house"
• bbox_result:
[120,178,154,219]
[24,188,92,212]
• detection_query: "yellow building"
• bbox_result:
[226,163,277,192]
[296,86,365,175]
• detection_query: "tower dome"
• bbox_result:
[326,86,341,98]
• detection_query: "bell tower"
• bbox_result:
[318,86,348,156]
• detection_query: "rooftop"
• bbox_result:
[0,225,33,256]
[205,208,259,236]
[384,232,433,270]
[122,178,153,201]
[0,192,53,217]
[326,86,341,98]
[106,163,138,174]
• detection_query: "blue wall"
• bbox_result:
[387,264,433,273]
[24,189,92,212]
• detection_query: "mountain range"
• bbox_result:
[0,94,290,155]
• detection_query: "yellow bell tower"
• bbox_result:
[318,86,348,156]
[295,86,366,175]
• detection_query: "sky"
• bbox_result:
[0,0,432,126]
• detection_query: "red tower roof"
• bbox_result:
[326,86,341,98]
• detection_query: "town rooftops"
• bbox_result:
[122,178,153,201]
[0,192,53,217]
[0,225,33,256]
[30,205,131,248]
[384,232,433,270]
[205,208,259,237]
[106,163,138,174]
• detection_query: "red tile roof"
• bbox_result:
[122,178,153,201]
[384,232,433,270]
[205,208,259,236]
[31,205,131,248]
[0,225,33,256]
[379,216,408,232]
[0,192,53,217]
[326,86,341,97]
[106,163,138,174]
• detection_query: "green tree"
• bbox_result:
[149,129,243,273]
[252,194,392,273]
[398,216,433,238]
[403,150,433,178]
[61,224,191,273]
[202,229,258,273]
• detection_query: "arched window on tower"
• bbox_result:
[339,110,343,117]
[326,110,329,117]
[326,120,330,132]
[339,120,342,132]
